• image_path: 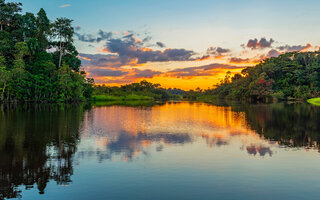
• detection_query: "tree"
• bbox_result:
[13,42,28,73]
[209,52,320,101]
[52,18,74,68]
[0,56,10,101]
[0,0,22,31]
[36,8,50,50]
[0,30,13,60]
[26,38,40,58]
[223,71,232,84]
[22,12,37,40]
[0,2,93,102]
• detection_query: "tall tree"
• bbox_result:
[22,12,37,41]
[52,18,74,68]
[36,8,50,50]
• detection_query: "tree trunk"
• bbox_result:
[59,37,63,68]
[1,82,6,101]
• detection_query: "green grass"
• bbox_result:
[123,94,154,101]
[93,100,158,107]
[91,95,122,101]
[307,98,320,106]
[91,94,154,102]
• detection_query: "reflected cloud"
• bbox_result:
[104,131,192,161]
[246,145,273,157]
[80,102,277,161]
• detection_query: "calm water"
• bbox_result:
[1,101,320,200]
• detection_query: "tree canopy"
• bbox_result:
[203,52,320,101]
[0,0,93,102]
[93,80,172,101]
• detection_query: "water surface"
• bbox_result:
[1,101,320,200]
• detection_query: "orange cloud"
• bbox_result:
[277,43,312,53]
[78,55,92,61]
[229,57,260,65]
[97,47,110,53]
[300,43,312,52]
[214,55,226,59]
[141,47,153,52]
[196,55,211,61]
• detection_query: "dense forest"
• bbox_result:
[93,80,184,101]
[0,0,93,102]
[189,52,320,102]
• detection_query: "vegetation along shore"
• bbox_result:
[184,51,320,104]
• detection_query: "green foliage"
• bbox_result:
[204,52,320,102]
[51,18,75,69]
[308,98,320,106]
[93,100,158,107]
[0,1,93,102]
[0,0,22,32]
[93,80,173,101]
[36,8,50,50]
[92,94,154,101]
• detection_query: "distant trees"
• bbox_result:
[93,80,172,100]
[0,0,93,102]
[204,52,320,101]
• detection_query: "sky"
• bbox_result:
[14,0,320,90]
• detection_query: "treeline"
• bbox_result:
[93,80,184,101]
[190,52,320,102]
[0,0,93,102]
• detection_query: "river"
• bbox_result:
[0,101,320,199]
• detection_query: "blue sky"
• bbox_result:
[13,0,320,89]
[18,0,320,51]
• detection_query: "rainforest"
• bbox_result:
[0,0,93,102]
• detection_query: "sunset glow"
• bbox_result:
[19,0,320,90]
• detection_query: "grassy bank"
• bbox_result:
[92,94,154,102]
[307,98,320,106]
[93,100,160,107]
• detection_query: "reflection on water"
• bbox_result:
[82,102,274,162]
[0,104,85,199]
[1,102,320,199]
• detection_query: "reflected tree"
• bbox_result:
[0,104,86,199]
[223,102,320,150]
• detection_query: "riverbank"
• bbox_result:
[307,98,320,106]
[92,94,154,101]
